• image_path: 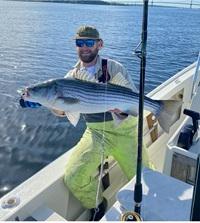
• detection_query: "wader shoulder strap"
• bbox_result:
[97,59,111,190]
[98,59,111,83]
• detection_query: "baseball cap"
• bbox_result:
[74,25,100,39]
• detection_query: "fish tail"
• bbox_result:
[157,100,182,133]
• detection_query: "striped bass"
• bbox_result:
[20,78,181,132]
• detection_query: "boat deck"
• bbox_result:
[101,168,193,221]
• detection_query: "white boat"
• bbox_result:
[1,0,200,220]
[0,54,199,221]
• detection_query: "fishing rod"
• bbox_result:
[134,0,149,216]
[121,1,149,221]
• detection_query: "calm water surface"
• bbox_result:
[0,0,199,196]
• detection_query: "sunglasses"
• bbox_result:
[75,39,97,48]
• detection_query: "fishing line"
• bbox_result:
[93,69,108,220]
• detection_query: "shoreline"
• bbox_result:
[4,0,130,6]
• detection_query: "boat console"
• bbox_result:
[165,109,200,185]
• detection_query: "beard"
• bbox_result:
[78,48,98,63]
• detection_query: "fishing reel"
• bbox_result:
[121,211,142,221]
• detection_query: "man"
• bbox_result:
[21,25,148,220]
[53,25,149,221]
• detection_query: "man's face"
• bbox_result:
[75,39,102,63]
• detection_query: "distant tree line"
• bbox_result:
[7,0,127,5]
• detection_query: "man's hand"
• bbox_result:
[109,108,123,113]
[109,108,129,119]
[51,109,66,117]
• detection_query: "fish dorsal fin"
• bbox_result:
[57,97,80,104]
[65,112,80,127]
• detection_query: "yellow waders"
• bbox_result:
[63,116,149,209]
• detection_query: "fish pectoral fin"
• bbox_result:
[57,97,80,104]
[65,112,80,127]
[111,112,129,127]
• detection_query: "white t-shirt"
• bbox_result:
[86,65,96,77]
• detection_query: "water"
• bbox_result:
[0,1,199,197]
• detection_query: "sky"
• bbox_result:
[105,0,200,8]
